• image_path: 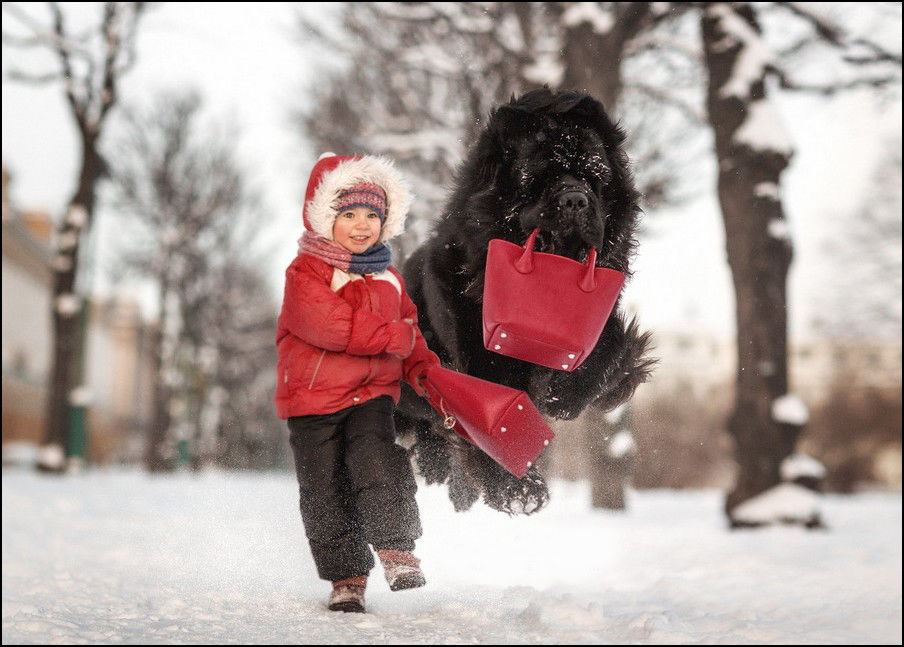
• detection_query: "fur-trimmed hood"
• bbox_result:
[303,152,412,243]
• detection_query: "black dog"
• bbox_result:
[396,89,654,514]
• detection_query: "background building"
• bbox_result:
[2,166,155,465]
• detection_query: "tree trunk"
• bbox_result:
[558,2,651,109]
[39,137,101,473]
[701,3,795,520]
[552,1,653,508]
[146,281,176,472]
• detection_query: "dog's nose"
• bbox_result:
[558,191,589,214]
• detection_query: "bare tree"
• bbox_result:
[210,260,285,469]
[107,89,281,470]
[3,2,149,472]
[701,1,900,525]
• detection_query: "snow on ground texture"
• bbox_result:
[3,470,901,644]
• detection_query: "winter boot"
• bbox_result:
[376,549,426,591]
[328,576,367,613]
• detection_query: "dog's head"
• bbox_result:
[462,89,640,273]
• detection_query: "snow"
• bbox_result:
[782,453,827,482]
[608,431,636,459]
[729,482,821,526]
[768,217,790,240]
[709,4,775,101]
[54,293,81,316]
[733,98,794,157]
[522,54,565,88]
[3,470,901,644]
[57,231,78,251]
[67,385,94,407]
[772,393,810,425]
[603,402,628,425]
[754,181,780,200]
[34,445,65,471]
[65,204,88,229]
[562,3,614,35]
[496,12,524,53]
[52,255,72,272]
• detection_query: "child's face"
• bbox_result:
[332,206,382,253]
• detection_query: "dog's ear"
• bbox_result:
[573,95,625,147]
[491,105,527,156]
[470,105,524,187]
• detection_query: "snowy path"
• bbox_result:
[3,470,901,644]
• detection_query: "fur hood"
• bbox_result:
[303,152,412,243]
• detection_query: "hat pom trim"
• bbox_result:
[305,156,412,242]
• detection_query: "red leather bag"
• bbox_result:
[421,365,554,478]
[483,227,625,371]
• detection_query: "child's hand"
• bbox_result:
[386,321,416,359]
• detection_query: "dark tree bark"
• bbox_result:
[552,1,662,509]
[3,3,148,471]
[701,3,795,520]
[41,142,103,471]
[558,2,652,108]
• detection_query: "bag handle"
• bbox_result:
[515,227,599,292]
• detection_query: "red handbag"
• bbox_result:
[483,227,625,371]
[421,365,554,478]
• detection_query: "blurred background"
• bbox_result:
[2,2,900,502]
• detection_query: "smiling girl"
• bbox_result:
[275,153,439,613]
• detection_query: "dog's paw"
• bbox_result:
[481,464,550,516]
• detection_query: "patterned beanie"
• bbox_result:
[333,182,387,222]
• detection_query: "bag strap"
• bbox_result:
[422,376,459,430]
[516,227,599,293]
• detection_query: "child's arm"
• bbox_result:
[281,263,414,357]
[397,277,441,396]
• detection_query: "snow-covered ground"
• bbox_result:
[3,469,901,644]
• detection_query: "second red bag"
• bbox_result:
[420,365,554,478]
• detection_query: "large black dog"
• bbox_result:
[396,89,654,514]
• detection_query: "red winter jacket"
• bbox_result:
[275,253,439,418]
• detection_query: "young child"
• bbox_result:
[275,153,440,613]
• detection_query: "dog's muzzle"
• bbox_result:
[556,189,590,219]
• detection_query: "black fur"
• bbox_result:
[397,89,655,514]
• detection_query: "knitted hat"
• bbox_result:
[334,182,387,221]
[303,153,411,242]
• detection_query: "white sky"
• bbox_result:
[2,2,901,341]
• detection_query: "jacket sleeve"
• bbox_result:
[281,263,414,356]
[398,281,441,395]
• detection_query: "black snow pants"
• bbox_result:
[288,395,422,582]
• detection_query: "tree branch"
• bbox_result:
[623,80,706,123]
[778,73,901,96]
[5,68,64,84]
[48,3,84,122]
[845,38,903,66]
[774,2,844,45]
